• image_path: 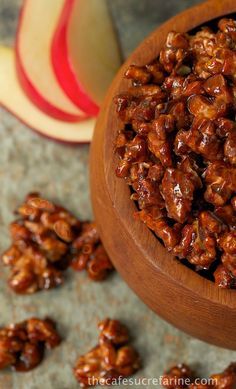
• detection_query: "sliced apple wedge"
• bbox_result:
[52,0,121,116]
[0,46,95,143]
[16,0,87,122]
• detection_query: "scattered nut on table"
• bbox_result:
[0,317,61,371]
[1,193,114,294]
[73,318,141,387]
[162,362,236,389]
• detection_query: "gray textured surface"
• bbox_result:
[0,1,235,388]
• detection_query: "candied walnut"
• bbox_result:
[216,117,235,138]
[147,115,175,167]
[148,131,172,167]
[184,80,204,96]
[116,135,147,178]
[169,100,190,130]
[211,363,236,389]
[161,168,197,223]
[0,318,60,372]
[219,231,236,276]
[2,245,21,266]
[114,18,236,288]
[162,363,236,389]
[132,178,164,209]
[146,61,165,84]
[203,74,232,102]
[175,211,223,269]
[218,18,236,41]
[125,65,151,85]
[188,211,223,269]
[224,130,236,165]
[188,95,227,120]
[204,162,236,206]
[54,220,74,242]
[87,244,114,281]
[136,207,180,250]
[183,122,210,159]
[73,319,141,387]
[163,75,185,100]
[1,194,113,293]
[177,157,202,189]
[160,31,189,73]
[214,264,236,288]
[147,162,165,182]
[231,196,236,211]
[72,222,100,250]
[26,318,61,348]
[114,94,138,123]
[190,27,218,58]
[214,204,236,229]
[173,224,196,259]
[27,197,55,212]
[71,222,113,281]
[162,364,195,389]
[128,84,166,99]
[98,319,129,345]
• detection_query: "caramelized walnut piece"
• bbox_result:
[160,31,189,73]
[125,65,151,85]
[114,18,236,288]
[73,319,141,387]
[162,363,195,389]
[135,207,180,250]
[0,318,61,372]
[175,118,223,162]
[162,363,236,389]
[161,168,197,223]
[87,244,114,281]
[204,162,236,206]
[71,222,114,281]
[214,264,236,288]
[219,231,236,276]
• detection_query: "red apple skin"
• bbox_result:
[1,103,90,146]
[15,4,86,123]
[51,0,99,117]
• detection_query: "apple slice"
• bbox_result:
[52,0,121,116]
[0,46,95,143]
[16,0,87,122]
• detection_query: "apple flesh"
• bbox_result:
[0,46,95,143]
[52,0,121,116]
[16,0,87,122]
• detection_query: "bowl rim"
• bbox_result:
[101,0,236,309]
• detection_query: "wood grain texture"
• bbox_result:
[90,0,236,350]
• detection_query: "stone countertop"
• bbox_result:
[0,1,235,388]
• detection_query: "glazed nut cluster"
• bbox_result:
[70,222,114,281]
[162,362,236,389]
[73,319,141,387]
[0,318,61,371]
[1,193,113,294]
[114,18,236,288]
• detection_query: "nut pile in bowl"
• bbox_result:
[114,18,236,288]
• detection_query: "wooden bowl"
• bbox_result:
[90,0,236,349]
